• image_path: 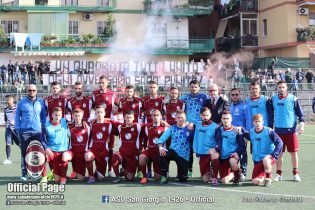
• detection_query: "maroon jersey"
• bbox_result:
[143,123,168,149]
[89,121,113,156]
[142,95,164,124]
[45,95,67,121]
[91,89,117,118]
[67,96,92,121]
[118,97,142,123]
[112,122,142,156]
[163,100,185,125]
[68,123,90,153]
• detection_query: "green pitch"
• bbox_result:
[0,125,315,210]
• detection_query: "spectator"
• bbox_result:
[14,77,24,93]
[30,63,37,84]
[305,69,315,90]
[285,68,293,89]
[279,70,285,81]
[312,97,315,114]
[38,61,46,84]
[15,84,46,180]
[7,60,15,85]
[19,61,27,82]
[296,68,305,90]
[26,60,34,84]
[0,77,3,92]
[14,61,20,81]
[0,63,8,84]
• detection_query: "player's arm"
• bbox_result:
[294,97,305,133]
[266,97,274,128]
[40,100,47,130]
[312,97,315,113]
[244,104,252,131]
[157,127,171,156]
[269,129,283,160]
[40,126,53,157]
[214,126,222,153]
[242,128,251,141]
[236,130,246,156]
[108,124,115,150]
[14,103,21,132]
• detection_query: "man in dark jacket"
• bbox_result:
[305,69,314,90]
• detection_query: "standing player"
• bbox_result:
[45,81,67,121]
[40,107,69,184]
[245,81,273,128]
[62,108,90,182]
[193,107,219,185]
[157,110,194,183]
[205,84,229,124]
[85,105,114,183]
[111,111,142,183]
[67,81,92,122]
[271,81,304,182]
[139,110,168,184]
[163,87,185,126]
[214,111,246,185]
[141,80,164,177]
[180,80,208,178]
[142,80,164,124]
[91,76,118,176]
[3,95,20,164]
[229,88,251,181]
[244,114,283,186]
[117,85,142,122]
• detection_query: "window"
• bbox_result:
[0,20,19,34]
[97,0,109,6]
[1,0,19,5]
[242,19,257,36]
[263,19,267,37]
[309,13,315,26]
[61,0,78,6]
[69,21,79,36]
[97,21,107,36]
[35,0,48,5]
[150,22,167,36]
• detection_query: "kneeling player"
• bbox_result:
[85,105,114,183]
[244,114,283,186]
[111,111,142,183]
[214,111,246,185]
[139,110,168,184]
[41,107,69,184]
[157,110,194,183]
[193,107,220,185]
[62,109,90,182]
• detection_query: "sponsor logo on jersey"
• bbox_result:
[77,136,83,142]
[97,132,103,139]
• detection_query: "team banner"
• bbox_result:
[43,74,209,87]
[44,60,210,86]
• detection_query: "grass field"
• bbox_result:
[0,125,315,210]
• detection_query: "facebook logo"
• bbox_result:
[102,195,110,204]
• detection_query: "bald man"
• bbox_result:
[205,84,229,124]
[15,84,47,181]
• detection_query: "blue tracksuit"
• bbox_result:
[244,127,283,163]
[15,96,47,132]
[230,100,252,131]
[157,124,194,161]
[180,93,208,124]
[193,121,218,156]
[214,126,246,160]
[245,95,273,128]
[41,118,69,152]
[271,94,304,134]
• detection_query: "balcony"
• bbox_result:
[143,0,214,16]
[217,35,258,52]
[218,0,258,19]
[0,34,214,55]
[146,37,215,54]
[296,0,315,6]
[0,0,116,12]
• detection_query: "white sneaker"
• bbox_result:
[2,159,12,164]
[273,174,283,182]
[108,169,116,178]
[240,173,246,182]
[293,174,301,182]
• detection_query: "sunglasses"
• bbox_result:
[231,94,239,96]
[28,89,37,92]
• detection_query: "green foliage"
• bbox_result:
[103,13,116,37]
